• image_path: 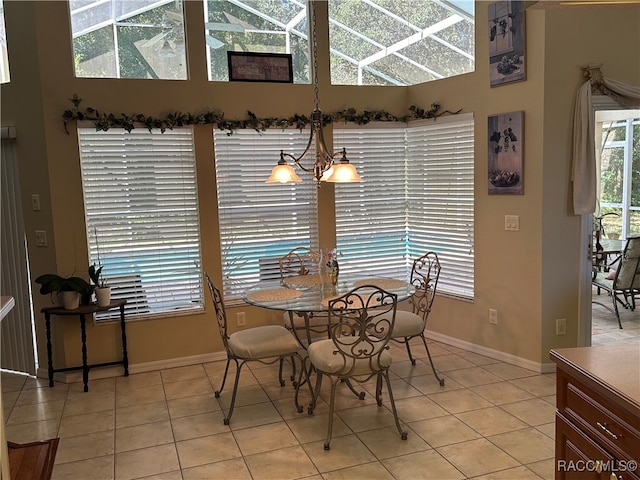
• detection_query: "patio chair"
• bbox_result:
[305,285,407,450]
[205,273,302,424]
[592,235,640,329]
[389,252,445,386]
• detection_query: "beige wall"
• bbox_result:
[1,1,638,373]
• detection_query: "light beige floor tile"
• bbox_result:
[63,391,115,416]
[382,449,465,480]
[470,381,534,405]
[114,444,180,480]
[322,461,395,480]
[67,377,116,395]
[286,411,351,444]
[116,371,163,390]
[261,379,298,403]
[245,445,319,480]
[393,395,448,423]
[51,454,114,480]
[436,438,520,477]
[171,411,229,441]
[405,373,463,395]
[501,398,557,426]
[536,422,556,440]
[2,390,20,410]
[21,376,59,390]
[160,364,207,384]
[175,432,242,469]
[115,420,174,453]
[456,351,500,367]
[115,400,170,428]
[5,419,60,444]
[135,472,183,480]
[1,374,28,392]
[472,465,545,480]
[58,410,115,438]
[488,427,556,464]
[16,385,69,405]
[428,388,493,414]
[234,422,300,456]
[443,367,504,388]
[182,457,252,480]
[216,384,270,409]
[302,434,376,473]
[455,406,528,436]
[271,395,307,420]
[481,362,539,380]
[337,403,405,433]
[163,377,214,400]
[7,399,65,424]
[389,359,442,379]
[527,458,556,480]
[224,401,283,430]
[116,384,165,408]
[510,375,557,397]
[55,430,115,465]
[358,425,429,460]
[410,415,481,447]
[167,393,220,419]
[432,354,476,372]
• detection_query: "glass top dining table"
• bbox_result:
[242,273,416,313]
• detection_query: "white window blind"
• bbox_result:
[334,124,409,279]
[407,114,475,299]
[78,128,203,321]
[214,128,318,303]
[334,114,475,299]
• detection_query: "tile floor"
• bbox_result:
[2,339,560,480]
[591,288,640,345]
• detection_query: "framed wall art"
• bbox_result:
[488,0,526,87]
[488,111,524,195]
[228,52,293,83]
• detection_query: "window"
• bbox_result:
[214,128,318,302]
[596,109,640,239]
[78,128,203,321]
[69,0,187,79]
[334,113,475,299]
[204,0,310,83]
[0,0,9,83]
[328,0,475,86]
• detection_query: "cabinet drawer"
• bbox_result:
[556,413,640,480]
[562,378,640,462]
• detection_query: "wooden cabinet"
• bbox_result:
[551,346,640,480]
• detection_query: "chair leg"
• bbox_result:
[278,357,286,386]
[343,379,365,400]
[215,358,232,398]
[404,340,416,365]
[375,374,383,406]
[420,334,445,386]
[220,359,244,425]
[612,294,624,329]
[380,370,408,441]
[307,359,322,415]
[324,378,339,451]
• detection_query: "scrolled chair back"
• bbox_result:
[409,252,441,320]
[615,235,640,290]
[205,273,231,349]
[279,247,322,281]
[327,286,397,376]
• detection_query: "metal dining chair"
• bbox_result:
[389,251,445,386]
[205,273,303,424]
[305,285,407,450]
[592,235,640,329]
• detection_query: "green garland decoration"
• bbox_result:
[62,93,462,134]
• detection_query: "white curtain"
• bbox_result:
[1,128,36,375]
[572,66,640,215]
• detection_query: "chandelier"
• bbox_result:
[266,1,362,187]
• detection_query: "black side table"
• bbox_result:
[42,299,129,392]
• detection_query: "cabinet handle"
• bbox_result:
[596,421,621,440]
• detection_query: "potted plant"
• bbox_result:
[89,263,111,306]
[35,273,92,310]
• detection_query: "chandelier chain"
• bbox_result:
[311,0,319,111]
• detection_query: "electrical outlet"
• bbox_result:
[236,312,246,327]
[489,308,498,325]
[556,318,567,335]
[35,230,47,247]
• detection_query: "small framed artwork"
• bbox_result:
[488,111,524,195]
[227,52,293,83]
[488,0,526,87]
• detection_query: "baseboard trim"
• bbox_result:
[36,351,227,383]
[425,330,556,374]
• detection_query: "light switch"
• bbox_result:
[31,194,41,211]
[505,215,519,231]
